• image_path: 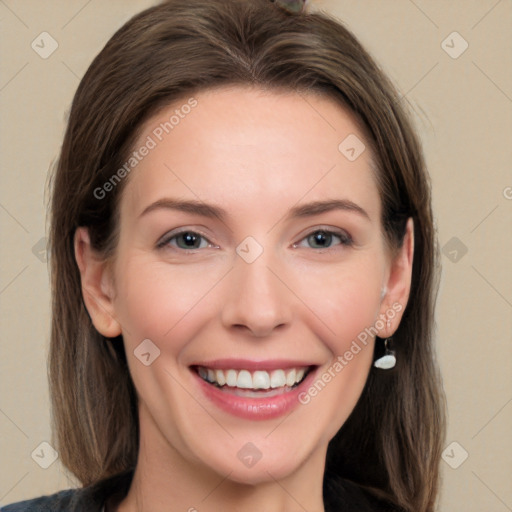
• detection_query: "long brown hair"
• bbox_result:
[48,1,446,510]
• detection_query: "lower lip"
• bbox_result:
[192,368,317,420]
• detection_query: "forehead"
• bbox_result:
[121,86,381,222]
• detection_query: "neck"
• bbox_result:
[116,406,327,512]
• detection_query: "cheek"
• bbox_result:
[114,248,385,361]
[288,258,383,437]
[113,253,226,349]
[291,257,384,355]
[293,273,380,443]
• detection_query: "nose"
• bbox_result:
[220,251,293,338]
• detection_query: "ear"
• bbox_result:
[378,217,414,337]
[74,227,122,338]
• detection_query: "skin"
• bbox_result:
[75,86,414,512]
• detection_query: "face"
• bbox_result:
[78,86,412,485]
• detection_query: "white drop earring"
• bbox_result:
[373,337,396,370]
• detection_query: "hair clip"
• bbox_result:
[271,0,307,14]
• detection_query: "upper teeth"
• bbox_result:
[197,367,307,390]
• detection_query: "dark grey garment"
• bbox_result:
[1,470,133,512]
[2,469,401,511]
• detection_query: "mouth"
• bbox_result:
[193,365,312,397]
[190,361,318,420]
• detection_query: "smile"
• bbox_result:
[196,366,309,390]
[190,361,318,420]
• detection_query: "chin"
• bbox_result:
[223,461,301,486]
[200,443,309,485]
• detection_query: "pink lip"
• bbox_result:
[191,364,318,420]
[190,358,317,371]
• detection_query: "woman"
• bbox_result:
[4,0,446,510]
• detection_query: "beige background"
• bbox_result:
[1,0,511,510]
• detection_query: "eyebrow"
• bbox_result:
[139,198,370,221]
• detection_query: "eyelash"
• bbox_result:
[156,228,353,252]
[293,229,353,251]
